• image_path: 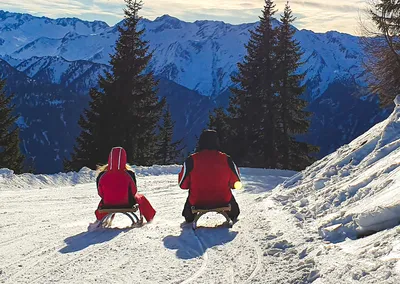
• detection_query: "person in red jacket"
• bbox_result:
[94,147,156,224]
[178,130,241,223]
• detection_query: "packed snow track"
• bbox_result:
[0,170,294,283]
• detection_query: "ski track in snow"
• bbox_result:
[181,231,208,284]
[243,233,263,284]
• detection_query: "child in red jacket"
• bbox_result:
[178,130,241,223]
[94,147,156,224]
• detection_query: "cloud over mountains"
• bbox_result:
[0,0,366,35]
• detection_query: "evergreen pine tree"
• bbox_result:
[208,107,234,155]
[66,0,164,171]
[156,105,184,164]
[65,88,106,171]
[275,2,317,169]
[0,79,24,173]
[229,0,279,168]
[361,0,400,106]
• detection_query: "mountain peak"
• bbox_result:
[152,14,183,31]
[154,14,181,23]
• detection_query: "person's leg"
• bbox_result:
[182,197,195,223]
[95,200,107,221]
[228,195,240,221]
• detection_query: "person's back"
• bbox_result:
[94,147,156,223]
[186,150,238,207]
[97,147,136,208]
[98,171,135,207]
[179,130,241,222]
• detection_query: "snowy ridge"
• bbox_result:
[273,96,400,242]
[0,10,109,55]
[0,11,364,99]
[15,56,110,90]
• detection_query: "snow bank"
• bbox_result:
[133,165,181,176]
[0,163,296,192]
[0,165,182,190]
[273,96,400,242]
[0,167,97,190]
[239,168,297,177]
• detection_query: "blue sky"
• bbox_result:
[0,0,367,35]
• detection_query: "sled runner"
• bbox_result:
[191,204,233,230]
[97,204,143,228]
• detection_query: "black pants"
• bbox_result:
[182,195,240,223]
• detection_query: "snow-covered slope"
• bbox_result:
[2,153,399,283]
[15,56,110,94]
[274,95,400,241]
[0,10,364,99]
[271,95,400,271]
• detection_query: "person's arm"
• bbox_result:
[227,156,241,189]
[126,170,138,206]
[126,170,137,185]
[126,170,138,196]
[178,156,194,189]
[96,171,106,197]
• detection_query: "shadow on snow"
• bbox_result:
[59,228,127,254]
[163,224,238,260]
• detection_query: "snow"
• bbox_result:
[11,37,61,59]
[41,131,50,145]
[272,98,400,242]
[0,166,300,283]
[0,10,109,55]
[264,97,400,282]
[0,167,96,190]
[395,95,400,106]
[15,116,28,129]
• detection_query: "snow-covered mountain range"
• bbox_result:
[0,10,364,99]
[0,10,392,173]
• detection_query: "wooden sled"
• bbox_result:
[191,204,233,230]
[97,204,143,228]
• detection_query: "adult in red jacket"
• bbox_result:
[178,130,241,223]
[94,147,156,223]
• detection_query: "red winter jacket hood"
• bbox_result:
[107,147,127,171]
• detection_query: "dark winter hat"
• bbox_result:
[198,129,220,151]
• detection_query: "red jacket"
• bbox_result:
[178,150,240,207]
[96,147,156,222]
[97,147,137,207]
